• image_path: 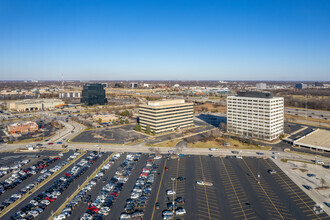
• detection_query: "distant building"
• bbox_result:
[59,91,81,99]
[93,114,117,123]
[130,82,138,88]
[315,82,324,87]
[295,83,307,89]
[8,121,38,134]
[139,99,194,134]
[7,99,64,112]
[114,83,123,88]
[227,91,284,141]
[80,83,107,106]
[256,83,267,90]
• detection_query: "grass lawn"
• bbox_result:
[146,139,181,148]
[188,137,272,150]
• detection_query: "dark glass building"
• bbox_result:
[80,83,107,105]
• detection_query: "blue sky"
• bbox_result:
[0,0,329,81]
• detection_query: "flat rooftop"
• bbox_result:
[237,91,274,98]
[147,99,185,106]
[295,129,330,151]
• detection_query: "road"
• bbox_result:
[285,107,330,121]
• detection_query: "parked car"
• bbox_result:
[302,185,312,190]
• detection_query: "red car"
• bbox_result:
[88,206,99,212]
[165,167,169,171]
[110,192,118,197]
[65,173,72,177]
[54,157,60,160]
[45,197,55,202]
[48,142,53,145]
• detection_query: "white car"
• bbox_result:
[30,199,38,206]
[54,214,66,220]
[316,160,324,165]
[272,156,277,159]
[196,180,213,186]
[41,169,48,173]
[119,213,131,219]
[28,210,39,217]
[175,208,186,215]
[209,148,218,151]
[41,200,51,205]
[154,156,162,159]
[236,155,243,159]
[166,190,176,195]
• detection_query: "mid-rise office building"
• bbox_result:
[139,99,194,134]
[227,91,284,141]
[130,82,138,88]
[295,83,307,89]
[80,83,107,105]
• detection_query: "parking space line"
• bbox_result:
[198,156,211,220]
[220,157,247,220]
[241,158,293,220]
[151,159,167,220]
[263,159,323,220]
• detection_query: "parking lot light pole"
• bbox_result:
[257,158,260,184]
[171,177,175,217]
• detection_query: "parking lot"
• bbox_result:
[71,126,147,144]
[2,151,329,220]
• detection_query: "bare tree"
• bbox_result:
[321,178,327,188]
[219,122,227,132]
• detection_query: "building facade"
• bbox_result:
[139,99,194,134]
[256,83,267,90]
[80,83,107,105]
[295,83,307,89]
[7,99,64,112]
[59,91,81,99]
[8,121,38,134]
[227,91,284,141]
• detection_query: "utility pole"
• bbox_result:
[305,95,308,120]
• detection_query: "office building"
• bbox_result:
[139,99,194,134]
[256,83,267,90]
[315,82,324,87]
[295,83,307,89]
[8,121,38,134]
[59,91,81,99]
[80,83,107,105]
[130,82,138,88]
[227,91,284,141]
[7,99,64,112]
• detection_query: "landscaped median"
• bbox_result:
[188,136,272,150]
[145,139,181,148]
[0,150,86,218]
[49,152,118,219]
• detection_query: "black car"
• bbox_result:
[155,202,160,210]
[84,195,92,203]
[167,202,178,210]
[177,177,186,181]
[302,185,312,190]
[175,197,185,205]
